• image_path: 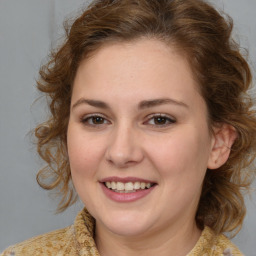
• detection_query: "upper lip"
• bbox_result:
[100,176,157,184]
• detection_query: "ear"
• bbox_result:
[207,124,237,170]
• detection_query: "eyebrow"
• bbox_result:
[72,97,188,110]
[138,98,188,109]
[72,98,110,110]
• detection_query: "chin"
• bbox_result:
[96,211,154,237]
[104,222,151,237]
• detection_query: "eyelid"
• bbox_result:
[80,113,105,120]
[80,113,111,126]
[144,113,176,127]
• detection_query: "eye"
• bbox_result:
[145,114,176,127]
[81,114,110,127]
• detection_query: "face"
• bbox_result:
[67,39,216,238]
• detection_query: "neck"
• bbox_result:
[95,220,201,256]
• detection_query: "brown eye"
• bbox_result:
[81,114,110,127]
[146,114,176,127]
[92,116,105,124]
[154,117,168,125]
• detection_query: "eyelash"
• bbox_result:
[80,113,176,128]
[80,114,110,127]
[144,113,176,127]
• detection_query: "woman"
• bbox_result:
[2,0,256,255]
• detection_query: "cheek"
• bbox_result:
[148,129,211,180]
[149,131,212,211]
[67,126,104,178]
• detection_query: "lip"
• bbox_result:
[100,176,156,183]
[99,177,157,203]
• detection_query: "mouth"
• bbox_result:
[100,177,157,202]
[103,181,156,193]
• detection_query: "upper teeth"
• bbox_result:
[105,181,153,192]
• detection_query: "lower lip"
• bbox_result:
[100,183,156,203]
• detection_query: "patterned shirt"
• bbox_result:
[1,209,243,256]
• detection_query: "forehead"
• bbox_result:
[72,38,204,109]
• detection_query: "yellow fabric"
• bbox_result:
[1,208,243,256]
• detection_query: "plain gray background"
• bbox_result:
[0,0,255,254]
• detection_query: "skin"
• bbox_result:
[67,39,235,256]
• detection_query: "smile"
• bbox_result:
[104,181,154,193]
[100,177,157,202]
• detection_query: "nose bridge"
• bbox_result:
[106,120,143,167]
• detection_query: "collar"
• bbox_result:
[73,208,236,256]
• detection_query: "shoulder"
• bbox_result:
[188,226,244,256]
[214,232,243,256]
[0,225,77,256]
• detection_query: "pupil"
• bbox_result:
[93,117,103,124]
[154,117,166,124]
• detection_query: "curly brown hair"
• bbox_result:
[35,0,256,236]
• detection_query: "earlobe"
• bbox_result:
[207,124,237,170]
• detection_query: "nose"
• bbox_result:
[105,125,144,168]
